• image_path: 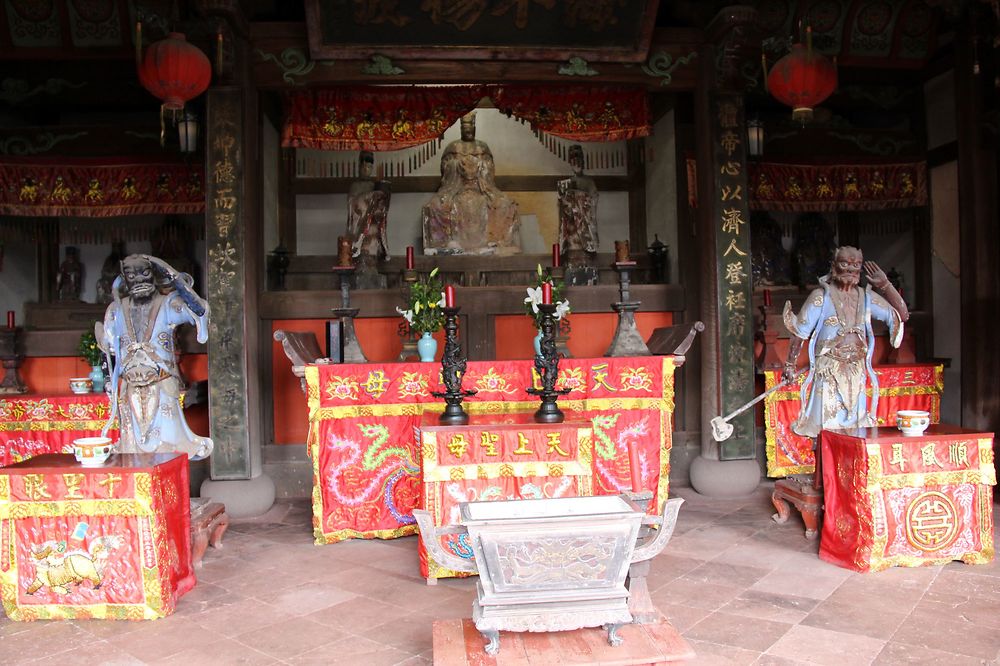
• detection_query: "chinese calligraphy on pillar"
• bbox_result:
[713,94,754,460]
[206,89,252,478]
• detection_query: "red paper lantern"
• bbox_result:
[138,32,211,114]
[766,31,837,124]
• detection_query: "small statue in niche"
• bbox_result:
[347,151,391,261]
[96,240,127,304]
[100,254,212,459]
[346,151,390,289]
[793,213,835,288]
[421,112,521,255]
[750,212,790,286]
[56,246,83,301]
[558,144,599,285]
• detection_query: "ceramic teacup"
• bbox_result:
[69,377,93,394]
[896,410,930,437]
[73,436,115,466]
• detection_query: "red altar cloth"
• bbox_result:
[417,413,594,579]
[764,364,943,477]
[304,356,677,544]
[0,453,194,620]
[820,425,995,573]
[0,394,119,467]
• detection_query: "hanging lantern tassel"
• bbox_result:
[160,104,166,147]
[761,53,768,93]
[135,21,142,66]
[216,29,223,76]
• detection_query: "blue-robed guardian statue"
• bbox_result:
[782,246,909,441]
[99,254,213,459]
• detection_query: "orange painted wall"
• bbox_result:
[18,354,210,436]
[493,312,674,360]
[270,318,445,444]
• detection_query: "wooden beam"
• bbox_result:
[291,174,639,195]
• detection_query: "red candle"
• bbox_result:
[552,243,561,268]
[541,282,552,304]
[6,311,13,329]
[763,289,772,307]
[627,441,642,492]
[444,284,455,307]
[406,246,415,270]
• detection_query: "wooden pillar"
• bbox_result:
[205,86,261,480]
[955,20,1000,433]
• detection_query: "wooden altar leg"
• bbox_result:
[771,479,823,540]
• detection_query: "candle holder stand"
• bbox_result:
[546,266,572,358]
[0,327,28,395]
[397,268,420,362]
[331,266,367,364]
[527,303,570,423]
[432,306,476,425]
[605,261,650,358]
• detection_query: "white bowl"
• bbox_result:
[73,436,115,466]
[896,410,930,437]
[69,377,93,394]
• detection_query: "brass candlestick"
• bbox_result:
[432,306,476,425]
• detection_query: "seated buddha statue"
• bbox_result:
[421,113,521,255]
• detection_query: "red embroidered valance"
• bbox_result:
[748,160,927,212]
[492,84,651,142]
[282,85,490,152]
[282,84,651,151]
[0,157,204,218]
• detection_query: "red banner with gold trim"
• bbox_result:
[492,85,651,142]
[417,414,594,579]
[749,160,927,212]
[304,357,676,546]
[0,157,204,218]
[0,395,119,467]
[282,85,489,152]
[820,427,995,572]
[765,364,943,477]
[0,453,193,620]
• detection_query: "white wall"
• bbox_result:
[644,108,678,282]
[295,108,634,256]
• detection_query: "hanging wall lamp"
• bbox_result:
[746,118,764,158]
[178,110,199,153]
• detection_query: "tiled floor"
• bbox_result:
[2,483,999,665]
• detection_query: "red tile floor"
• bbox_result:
[1,483,999,665]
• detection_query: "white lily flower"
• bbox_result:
[395,306,414,325]
[554,300,571,320]
[524,286,542,314]
[437,292,446,308]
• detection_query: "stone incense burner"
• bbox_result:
[414,493,683,655]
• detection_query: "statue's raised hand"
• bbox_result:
[863,261,889,290]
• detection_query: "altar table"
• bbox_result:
[0,394,118,467]
[416,413,594,579]
[765,364,943,477]
[0,453,195,620]
[819,425,995,572]
[304,356,677,545]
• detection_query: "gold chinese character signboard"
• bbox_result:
[418,413,594,579]
[305,0,661,62]
[820,425,995,572]
[0,454,194,620]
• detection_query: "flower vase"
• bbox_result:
[417,332,438,362]
[533,330,543,356]
[89,365,105,393]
